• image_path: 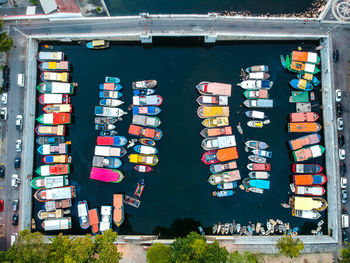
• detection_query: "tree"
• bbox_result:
[147,243,171,263]
[276,235,304,258]
[228,250,264,263]
[341,242,350,263]
[0,32,13,52]
[30,0,39,4]
[94,230,122,263]
[205,241,229,263]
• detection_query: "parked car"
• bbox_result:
[337,103,343,116]
[14,156,20,169]
[339,134,345,147]
[12,200,18,211]
[338,118,344,130]
[15,139,22,152]
[12,214,18,226]
[343,231,349,242]
[342,190,348,204]
[1,93,7,105]
[336,89,342,102]
[0,200,4,212]
[341,162,347,175]
[341,177,347,189]
[0,107,7,120]
[3,65,9,81]
[333,49,339,62]
[340,148,346,160]
[16,115,23,130]
[2,80,9,92]
[11,174,20,188]
[0,165,4,179]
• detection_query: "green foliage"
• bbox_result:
[0,19,3,28]
[276,235,304,258]
[96,6,102,13]
[228,250,264,263]
[147,243,171,263]
[30,0,39,5]
[94,230,122,263]
[205,241,229,263]
[341,242,350,263]
[0,32,13,52]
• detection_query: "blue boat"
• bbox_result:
[280,55,287,69]
[105,76,120,84]
[99,91,122,99]
[217,182,238,190]
[243,178,270,190]
[132,106,162,116]
[99,83,122,91]
[77,200,90,230]
[297,73,320,86]
[289,79,314,91]
[212,190,234,197]
[36,136,65,145]
[198,226,205,235]
[134,145,158,154]
[133,89,156,96]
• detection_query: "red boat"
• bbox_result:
[200,126,232,138]
[128,124,163,140]
[134,179,145,199]
[201,147,239,165]
[290,112,319,122]
[134,165,153,173]
[38,94,70,105]
[247,163,271,171]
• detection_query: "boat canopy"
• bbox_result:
[42,94,65,104]
[210,136,236,148]
[206,83,232,97]
[78,203,88,217]
[207,127,232,137]
[45,187,73,200]
[92,40,106,47]
[294,196,323,211]
[38,52,64,61]
[43,218,71,231]
[291,51,319,64]
[217,147,238,161]
[90,167,123,183]
[250,179,270,189]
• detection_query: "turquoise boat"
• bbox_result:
[289,79,314,91]
[212,190,234,197]
[243,178,270,190]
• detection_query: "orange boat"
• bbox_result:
[288,122,322,133]
[290,51,320,64]
[88,209,100,235]
[293,174,327,185]
[113,194,124,227]
[289,61,320,74]
[290,112,319,122]
[200,126,232,138]
[201,147,239,164]
[288,133,321,150]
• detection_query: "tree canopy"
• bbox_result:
[147,243,171,263]
[341,242,350,263]
[276,235,304,258]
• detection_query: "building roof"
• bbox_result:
[39,0,57,14]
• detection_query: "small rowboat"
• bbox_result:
[245,140,269,150]
[245,65,269,73]
[139,138,156,146]
[247,120,264,128]
[248,155,267,163]
[212,190,234,197]
[134,165,153,173]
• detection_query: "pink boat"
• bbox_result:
[90,167,125,183]
[290,112,319,122]
[196,81,232,97]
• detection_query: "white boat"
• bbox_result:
[247,120,264,128]
[248,171,270,179]
[290,184,325,196]
[94,106,127,117]
[100,206,112,233]
[201,135,236,151]
[132,114,161,127]
[237,80,273,89]
[241,70,270,80]
[99,99,124,107]
[135,145,157,154]
[294,210,321,219]
[42,217,72,231]
[248,155,266,163]
[243,99,273,108]
[37,51,64,61]
[94,146,126,157]
[245,110,267,119]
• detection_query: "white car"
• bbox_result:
[0,107,7,120]
[338,117,344,131]
[15,139,22,152]
[11,174,20,188]
[341,177,347,189]
[1,93,7,105]
[336,89,342,102]
[340,148,346,160]
[16,115,22,130]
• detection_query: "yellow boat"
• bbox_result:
[41,72,69,82]
[197,106,229,118]
[289,196,328,214]
[202,117,229,128]
[128,154,158,166]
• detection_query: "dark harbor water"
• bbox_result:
[105,0,315,16]
[34,39,326,237]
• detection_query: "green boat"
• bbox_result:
[36,82,75,94]
[289,91,309,103]
[30,175,69,190]
[292,145,325,162]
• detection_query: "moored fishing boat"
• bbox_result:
[132,114,161,128]
[36,136,65,145]
[247,120,264,128]
[201,135,236,151]
[99,83,122,91]
[89,208,100,235]
[36,51,64,62]
[289,91,310,103]
[128,154,159,166]
[247,163,271,171]
[132,80,157,89]
[288,122,322,133]
[201,147,239,164]
[251,149,272,158]
[134,145,158,154]
[245,140,268,150]
[248,155,267,163]
[196,81,232,96]
[208,170,241,185]
[292,163,323,174]
[35,164,70,176]
[200,126,232,138]
[202,117,229,128]
[297,73,320,86]
[245,110,267,119]
[39,61,70,72]
[243,99,273,108]
[132,106,162,116]
[245,65,269,73]
[90,167,124,183]
[287,61,320,74]
[134,165,153,173]
[133,88,156,96]
[290,112,319,122]
[86,40,110,49]
[290,51,320,64]
[95,124,116,131]
[95,117,118,124]
[37,143,67,155]
[293,174,327,185]
[248,171,270,179]
[294,209,321,219]
[40,72,69,82]
[92,156,122,169]
[212,190,234,197]
[42,154,70,164]
[197,106,229,118]
[38,209,66,220]
[30,175,69,189]
[105,76,120,83]
[139,138,156,146]
[94,106,127,117]
[38,94,70,105]
[44,199,72,211]
[94,146,127,157]
[217,181,238,190]
[288,133,321,150]
[292,145,325,162]
[242,178,270,190]
[78,200,90,229]
[99,90,122,99]
[280,54,287,69]
[244,89,269,99]
[290,184,325,196]
[37,82,75,94]
[36,113,71,125]
[237,80,273,90]
[210,161,237,174]
[35,125,65,136]
[99,99,124,107]
[100,206,112,233]
[124,195,141,208]
[289,195,328,213]
[113,194,124,227]
[128,124,162,140]
[34,186,76,202]
[133,95,163,106]
[43,104,72,113]
[236,122,243,135]
[196,95,228,106]
[289,79,314,91]
[134,179,145,199]
[42,217,72,231]
[240,70,270,80]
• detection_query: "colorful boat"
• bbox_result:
[290,112,319,122]
[197,106,229,118]
[209,161,237,174]
[132,80,157,89]
[40,72,69,82]
[134,145,158,154]
[35,164,70,176]
[36,136,65,145]
[30,175,69,189]
[288,61,320,74]
[35,125,65,136]
[128,125,162,140]
[36,113,71,125]
[132,106,162,116]
[36,51,64,62]
[201,135,236,151]
[245,110,267,120]
[133,88,156,96]
[290,51,320,64]
[100,206,112,233]
[86,40,110,49]
[297,73,320,86]
[251,149,272,158]
[247,163,271,171]
[92,156,122,169]
[288,122,322,133]
[237,80,273,90]
[43,104,72,113]
[42,217,72,231]
[132,115,161,128]
[124,195,141,208]
[99,90,122,99]
[288,133,321,150]
[134,179,145,199]
[94,146,127,157]
[134,165,153,173]
[128,154,159,166]
[95,124,116,131]
[37,143,67,155]
[292,145,325,162]
[243,99,273,108]
[289,79,314,91]
[289,91,310,103]
[280,54,287,69]
[94,106,127,117]
[96,136,127,147]
[201,147,239,165]
[212,190,234,197]
[294,209,321,220]
[243,89,269,99]
[248,155,267,163]
[292,164,323,174]
[95,117,118,124]
[245,65,269,72]
[139,138,156,146]
[44,199,72,211]
[39,61,70,71]
[247,120,264,128]
[90,167,124,183]
[200,126,232,138]
[113,194,124,227]
[293,174,327,185]
[105,76,120,84]
[42,154,70,164]
[245,140,269,150]
[240,70,270,80]
[34,186,76,202]
[196,95,228,106]
[38,94,70,105]
[208,170,241,185]
[132,95,163,106]
[242,178,270,190]
[99,99,124,107]
[99,83,122,91]
[290,184,325,196]
[202,117,229,128]
[248,171,270,179]
[78,201,90,229]
[217,181,238,190]
[289,196,328,213]
[89,208,100,235]
[37,82,75,94]
[38,209,66,220]
[196,81,232,96]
